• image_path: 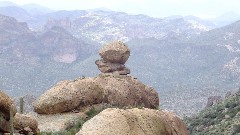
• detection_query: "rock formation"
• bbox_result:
[33,41,159,114]
[32,41,188,134]
[76,108,189,135]
[0,91,17,121]
[0,91,39,134]
[33,75,159,114]
[205,96,222,108]
[0,90,17,132]
[95,41,130,75]
[14,113,39,134]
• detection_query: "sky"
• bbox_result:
[0,0,240,18]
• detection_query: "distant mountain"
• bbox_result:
[44,10,214,43]
[211,12,240,27]
[0,15,97,96]
[0,1,17,7]
[0,6,32,21]
[21,3,54,15]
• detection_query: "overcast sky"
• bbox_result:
[0,0,239,18]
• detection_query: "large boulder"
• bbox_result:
[0,90,17,120]
[76,108,189,135]
[33,75,159,114]
[14,113,39,134]
[99,41,130,64]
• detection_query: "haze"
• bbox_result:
[0,0,240,18]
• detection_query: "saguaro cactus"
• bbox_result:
[10,105,14,135]
[20,96,24,114]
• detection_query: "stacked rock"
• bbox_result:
[95,41,130,75]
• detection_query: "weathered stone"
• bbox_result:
[28,112,85,133]
[0,117,10,133]
[14,113,39,134]
[33,75,159,114]
[95,59,125,73]
[205,96,222,108]
[118,67,130,75]
[99,41,130,64]
[0,90,17,120]
[76,108,189,135]
[95,59,130,75]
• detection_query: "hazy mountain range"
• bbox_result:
[0,1,240,116]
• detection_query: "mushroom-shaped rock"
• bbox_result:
[76,108,189,135]
[0,90,17,120]
[33,75,159,114]
[99,41,130,64]
[14,113,39,134]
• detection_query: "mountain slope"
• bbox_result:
[184,90,240,134]
[0,15,97,96]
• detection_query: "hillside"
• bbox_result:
[184,90,240,134]
[0,15,97,96]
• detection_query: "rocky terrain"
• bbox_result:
[1,41,188,135]
[0,90,38,134]
[0,1,240,117]
[184,89,240,134]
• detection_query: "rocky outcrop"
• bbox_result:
[76,108,189,135]
[205,96,222,108]
[0,90,17,133]
[0,91,17,120]
[96,41,130,75]
[14,113,39,134]
[33,75,159,114]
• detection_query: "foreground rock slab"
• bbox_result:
[76,108,189,135]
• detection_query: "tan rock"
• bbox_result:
[95,59,130,75]
[99,41,130,64]
[95,59,126,73]
[76,108,189,135]
[0,117,10,132]
[28,112,85,133]
[0,90,17,120]
[14,113,39,134]
[33,75,159,114]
